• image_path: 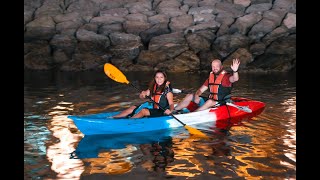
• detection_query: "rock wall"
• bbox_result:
[24,0,296,72]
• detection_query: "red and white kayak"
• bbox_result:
[68,97,265,135]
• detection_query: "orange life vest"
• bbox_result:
[152,81,171,109]
[208,70,232,101]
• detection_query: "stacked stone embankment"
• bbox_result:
[24,0,296,72]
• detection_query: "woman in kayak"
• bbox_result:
[112,70,174,118]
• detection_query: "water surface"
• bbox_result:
[24,70,296,179]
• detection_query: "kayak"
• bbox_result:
[68,97,265,136]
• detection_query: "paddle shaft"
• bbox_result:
[129,83,186,126]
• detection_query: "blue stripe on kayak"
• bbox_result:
[68,114,173,135]
[68,101,174,135]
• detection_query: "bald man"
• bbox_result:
[174,58,240,112]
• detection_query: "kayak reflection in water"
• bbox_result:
[112,69,174,118]
[174,58,240,113]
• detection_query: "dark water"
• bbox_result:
[24,70,296,179]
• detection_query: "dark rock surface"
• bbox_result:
[24,0,296,72]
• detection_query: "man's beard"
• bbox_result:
[213,69,222,75]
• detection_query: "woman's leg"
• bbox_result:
[131,108,150,118]
[113,106,137,118]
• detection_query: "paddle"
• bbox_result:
[104,63,208,138]
[225,102,252,113]
[172,88,252,113]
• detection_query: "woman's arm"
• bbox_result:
[164,92,174,115]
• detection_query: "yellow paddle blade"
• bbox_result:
[104,63,130,84]
[184,125,208,138]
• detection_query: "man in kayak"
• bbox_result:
[112,70,175,118]
[173,58,240,112]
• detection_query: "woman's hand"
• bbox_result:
[139,90,150,99]
[139,91,146,99]
[164,109,172,115]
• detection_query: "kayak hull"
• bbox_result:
[68,97,265,135]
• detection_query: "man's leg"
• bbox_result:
[195,99,216,111]
[174,94,194,110]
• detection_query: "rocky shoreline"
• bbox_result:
[24,0,296,73]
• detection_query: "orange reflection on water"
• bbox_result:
[165,136,208,178]
[231,124,282,178]
[232,104,296,178]
[81,145,136,175]
[46,113,84,179]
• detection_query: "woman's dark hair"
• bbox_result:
[148,70,168,95]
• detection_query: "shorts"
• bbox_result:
[185,95,233,112]
[148,108,166,117]
[186,97,206,112]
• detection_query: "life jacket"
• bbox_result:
[208,70,232,102]
[151,81,171,109]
